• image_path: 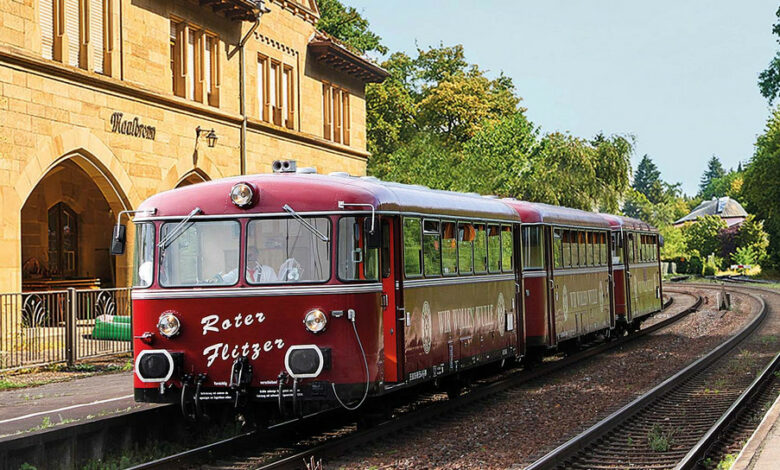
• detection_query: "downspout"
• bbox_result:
[238,10,263,176]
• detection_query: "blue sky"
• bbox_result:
[347,0,778,196]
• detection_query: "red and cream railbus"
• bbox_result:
[121,167,522,417]
[502,201,615,355]
[600,214,663,333]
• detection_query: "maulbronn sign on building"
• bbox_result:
[0,0,387,294]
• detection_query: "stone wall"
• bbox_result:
[0,0,373,293]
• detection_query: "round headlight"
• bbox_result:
[303,309,327,334]
[157,311,181,338]
[230,183,254,208]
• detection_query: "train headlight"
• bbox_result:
[157,311,181,338]
[303,309,327,334]
[230,183,255,208]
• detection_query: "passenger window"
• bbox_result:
[474,224,487,273]
[578,231,586,267]
[458,222,474,274]
[569,231,578,267]
[423,220,442,277]
[501,225,514,272]
[522,226,544,270]
[403,218,422,277]
[587,232,595,266]
[628,233,635,263]
[488,224,501,272]
[600,232,607,266]
[553,229,563,268]
[441,221,457,276]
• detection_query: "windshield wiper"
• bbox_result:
[158,207,202,249]
[283,204,329,242]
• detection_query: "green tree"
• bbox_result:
[659,225,687,260]
[700,170,744,200]
[681,215,727,258]
[459,111,539,196]
[759,7,780,104]
[699,155,725,195]
[743,107,780,267]
[382,132,461,190]
[633,154,664,203]
[736,214,770,263]
[316,0,387,55]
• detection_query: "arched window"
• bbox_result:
[48,202,78,278]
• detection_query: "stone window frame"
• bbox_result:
[41,0,116,75]
[170,17,221,107]
[258,53,295,129]
[321,82,350,145]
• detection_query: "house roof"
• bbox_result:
[674,197,748,225]
[308,31,390,83]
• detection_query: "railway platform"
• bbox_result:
[0,371,153,438]
[733,393,780,470]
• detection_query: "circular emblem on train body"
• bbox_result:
[562,285,569,321]
[421,301,433,354]
[497,292,506,337]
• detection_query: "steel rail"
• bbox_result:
[676,350,780,469]
[129,292,697,470]
[524,287,768,470]
[248,292,699,470]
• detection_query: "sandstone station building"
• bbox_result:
[0,0,387,294]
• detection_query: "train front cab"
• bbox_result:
[504,201,615,357]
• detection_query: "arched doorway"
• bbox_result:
[176,168,210,187]
[21,157,127,289]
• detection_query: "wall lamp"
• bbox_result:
[195,126,219,148]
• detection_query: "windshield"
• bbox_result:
[246,218,331,284]
[159,221,240,287]
[133,223,155,287]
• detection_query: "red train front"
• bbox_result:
[128,172,391,417]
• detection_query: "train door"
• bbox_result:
[625,231,636,322]
[605,231,616,329]
[381,217,403,382]
[544,226,556,346]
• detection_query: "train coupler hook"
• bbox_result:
[277,371,289,417]
[194,373,208,421]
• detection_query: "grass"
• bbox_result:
[717,453,737,470]
[647,424,675,452]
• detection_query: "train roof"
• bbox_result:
[599,213,656,232]
[500,200,612,229]
[136,173,521,222]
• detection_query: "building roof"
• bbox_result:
[308,31,390,83]
[137,173,520,222]
[674,197,748,225]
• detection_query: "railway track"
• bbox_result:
[129,290,702,470]
[525,284,778,470]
